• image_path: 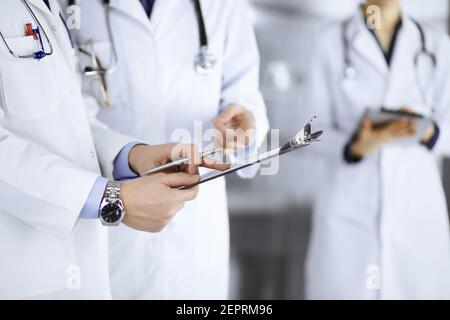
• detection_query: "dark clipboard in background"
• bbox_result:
[365,108,432,146]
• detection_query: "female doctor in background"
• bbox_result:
[63,0,269,299]
[304,0,450,299]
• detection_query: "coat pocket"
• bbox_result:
[0,36,60,120]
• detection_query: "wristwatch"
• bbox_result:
[99,181,125,226]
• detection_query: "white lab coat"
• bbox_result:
[0,0,135,299]
[304,12,450,299]
[65,0,269,299]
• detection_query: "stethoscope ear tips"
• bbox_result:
[194,46,217,75]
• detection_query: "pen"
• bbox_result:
[144,148,220,176]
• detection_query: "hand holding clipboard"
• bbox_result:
[347,107,435,161]
[364,108,433,146]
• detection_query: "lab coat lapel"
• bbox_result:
[109,0,153,35]
[26,0,75,70]
[384,17,423,108]
[27,0,56,22]
[51,0,78,71]
[150,0,180,30]
[348,13,389,77]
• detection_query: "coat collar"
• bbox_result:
[26,0,76,72]
[26,0,56,21]
[108,0,150,27]
[107,0,180,34]
[345,9,421,77]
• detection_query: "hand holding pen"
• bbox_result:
[129,144,230,177]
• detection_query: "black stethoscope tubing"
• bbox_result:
[70,0,213,76]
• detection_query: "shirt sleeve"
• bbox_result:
[79,143,141,220]
[79,177,108,219]
[422,123,440,151]
[343,142,363,164]
[112,142,141,181]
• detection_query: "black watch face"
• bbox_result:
[101,202,123,224]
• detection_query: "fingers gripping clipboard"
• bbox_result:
[178,118,323,190]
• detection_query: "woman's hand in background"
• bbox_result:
[349,116,417,158]
[398,106,436,145]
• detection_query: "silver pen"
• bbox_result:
[144,148,220,176]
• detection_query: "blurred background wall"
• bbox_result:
[226,0,450,300]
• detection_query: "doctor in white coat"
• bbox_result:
[0,0,202,299]
[64,0,269,299]
[304,0,450,299]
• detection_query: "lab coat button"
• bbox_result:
[51,25,57,32]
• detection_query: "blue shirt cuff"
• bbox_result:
[422,123,440,151]
[80,142,142,219]
[343,143,363,164]
[79,177,108,219]
[113,142,142,181]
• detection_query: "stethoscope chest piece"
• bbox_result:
[195,46,217,75]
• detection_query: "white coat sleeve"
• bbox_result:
[302,31,352,164]
[430,34,450,156]
[82,95,140,178]
[220,0,270,178]
[0,110,99,240]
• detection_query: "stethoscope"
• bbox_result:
[71,0,216,107]
[0,0,54,60]
[342,18,437,107]
[73,0,216,78]
[192,0,217,75]
[69,0,118,79]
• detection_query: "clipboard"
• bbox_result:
[178,118,323,190]
[365,108,432,146]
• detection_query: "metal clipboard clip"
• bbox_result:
[178,117,323,190]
